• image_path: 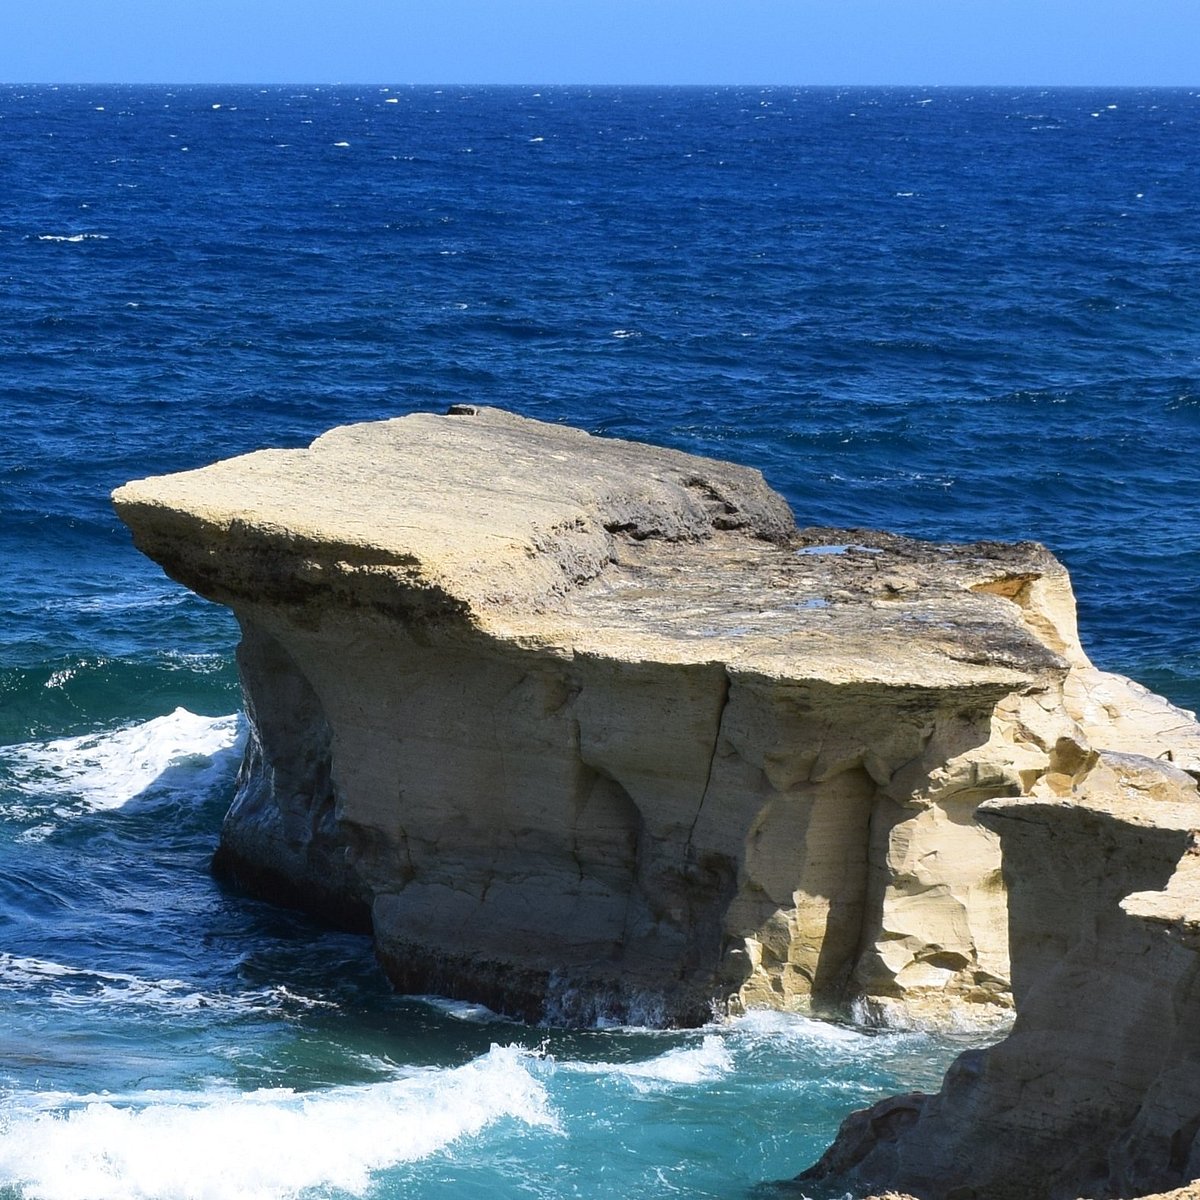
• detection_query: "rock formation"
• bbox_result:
[113,407,1200,1038]
[795,746,1200,1199]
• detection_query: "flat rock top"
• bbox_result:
[114,406,1068,689]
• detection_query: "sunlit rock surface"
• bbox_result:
[113,407,1199,1031]
[797,701,1200,1196]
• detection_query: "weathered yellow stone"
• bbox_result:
[114,407,1200,1033]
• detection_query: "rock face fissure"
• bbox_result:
[113,408,1200,1052]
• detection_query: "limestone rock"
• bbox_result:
[795,750,1200,1199]
[112,407,1200,1029]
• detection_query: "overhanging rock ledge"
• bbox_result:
[112,407,1200,1031]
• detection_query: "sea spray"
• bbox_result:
[0,1045,558,1200]
[0,709,244,816]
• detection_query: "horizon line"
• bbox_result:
[4,79,1198,90]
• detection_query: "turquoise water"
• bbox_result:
[0,716,967,1195]
[1,85,1198,1197]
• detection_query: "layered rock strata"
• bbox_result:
[113,407,1199,1030]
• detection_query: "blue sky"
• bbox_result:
[2,0,1197,85]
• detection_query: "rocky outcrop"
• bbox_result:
[113,407,1200,1031]
[796,727,1200,1196]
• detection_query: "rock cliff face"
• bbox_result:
[797,720,1200,1193]
[113,407,1199,1032]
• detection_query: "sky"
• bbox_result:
[1,0,1197,86]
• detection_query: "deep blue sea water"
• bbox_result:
[0,84,1197,1199]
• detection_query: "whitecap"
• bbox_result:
[610,329,641,339]
[385,97,399,104]
[0,954,335,1017]
[0,709,245,812]
[0,1044,557,1200]
[35,234,109,243]
[333,141,350,147]
[562,1035,733,1092]
[156,650,231,674]
[67,586,187,614]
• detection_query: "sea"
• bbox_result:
[0,84,1197,1200]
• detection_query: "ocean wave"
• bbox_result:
[724,1008,863,1038]
[562,1035,733,1092]
[717,1008,892,1050]
[0,708,244,815]
[0,1044,557,1200]
[65,587,191,615]
[34,233,109,243]
[0,954,334,1017]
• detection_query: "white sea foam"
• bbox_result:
[847,994,1012,1035]
[156,650,230,675]
[0,1044,557,1200]
[1,709,245,812]
[36,233,109,243]
[610,328,641,338]
[411,994,505,1024]
[564,1035,733,1092]
[0,954,334,1016]
[719,1009,870,1047]
[67,586,188,614]
[712,1008,952,1066]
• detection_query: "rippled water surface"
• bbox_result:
[1,85,1197,1199]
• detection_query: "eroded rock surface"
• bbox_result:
[113,407,1200,1030]
[796,739,1200,1197]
